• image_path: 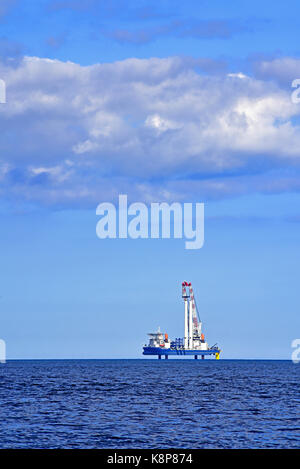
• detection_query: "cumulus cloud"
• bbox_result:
[1,55,300,207]
[254,57,300,86]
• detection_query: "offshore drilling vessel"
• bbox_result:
[143,281,221,360]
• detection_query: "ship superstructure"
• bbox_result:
[143,281,221,359]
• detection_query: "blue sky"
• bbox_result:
[0,0,300,358]
[2,1,300,65]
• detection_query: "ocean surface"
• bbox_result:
[0,359,299,449]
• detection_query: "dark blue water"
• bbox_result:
[0,359,299,449]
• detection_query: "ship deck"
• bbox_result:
[143,346,220,357]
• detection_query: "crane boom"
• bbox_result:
[182,281,203,347]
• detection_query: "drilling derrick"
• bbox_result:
[143,282,221,360]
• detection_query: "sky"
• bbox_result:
[0,0,300,359]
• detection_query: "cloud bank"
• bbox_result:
[1,55,300,207]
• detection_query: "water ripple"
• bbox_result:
[0,359,299,448]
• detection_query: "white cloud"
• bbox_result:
[144,114,182,133]
[254,57,300,86]
[1,55,300,207]
[227,72,247,79]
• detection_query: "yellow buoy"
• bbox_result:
[216,352,220,360]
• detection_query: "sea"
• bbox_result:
[0,359,299,449]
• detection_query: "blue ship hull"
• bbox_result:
[143,346,220,357]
